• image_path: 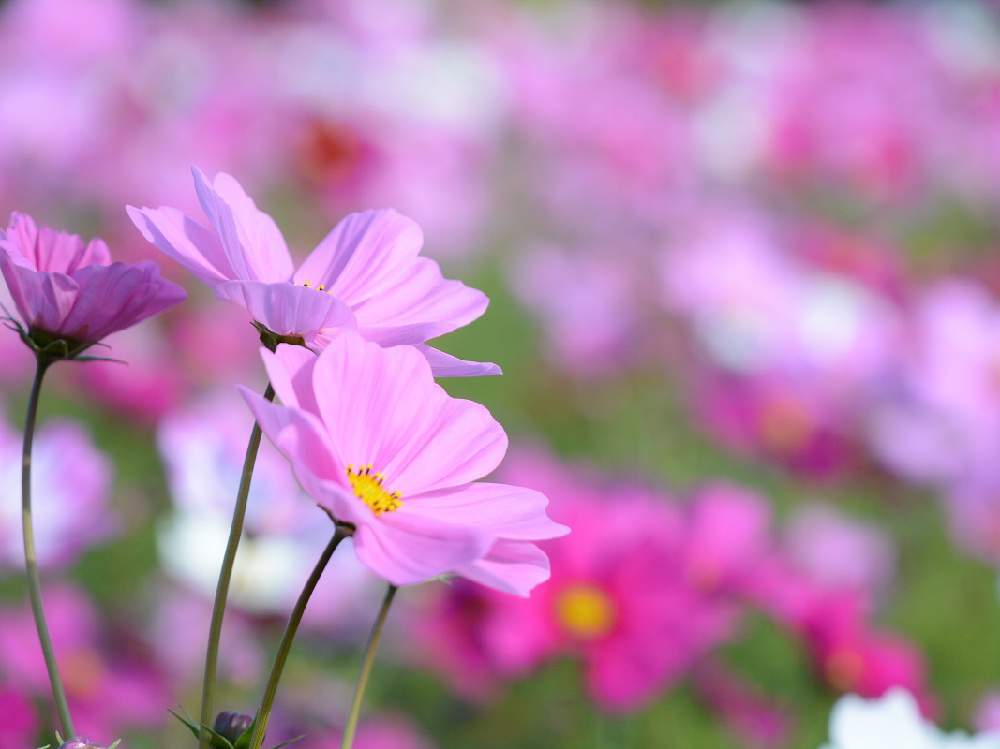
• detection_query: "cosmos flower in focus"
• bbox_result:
[242,332,567,594]
[128,169,497,376]
[0,212,185,358]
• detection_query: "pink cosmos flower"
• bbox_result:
[0,413,112,568]
[784,505,895,595]
[870,281,1000,490]
[693,665,791,748]
[795,591,932,710]
[148,587,263,689]
[418,450,738,712]
[241,332,567,595]
[300,717,435,749]
[68,326,187,424]
[0,686,37,747]
[0,212,185,356]
[0,585,170,742]
[128,169,497,376]
[976,692,1000,734]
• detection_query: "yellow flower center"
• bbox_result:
[556,584,615,640]
[346,464,403,516]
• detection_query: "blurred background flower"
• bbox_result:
[3,0,1000,747]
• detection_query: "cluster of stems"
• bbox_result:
[20,360,397,749]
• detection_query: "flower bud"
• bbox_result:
[213,711,254,743]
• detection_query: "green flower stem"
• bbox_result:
[21,356,75,738]
[248,525,353,749]
[199,382,276,749]
[340,584,398,749]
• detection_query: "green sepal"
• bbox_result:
[230,716,257,749]
[169,709,235,749]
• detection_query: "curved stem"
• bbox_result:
[199,382,275,749]
[248,525,352,749]
[340,584,398,749]
[22,356,75,738]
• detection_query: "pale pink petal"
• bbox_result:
[309,333,507,495]
[192,168,294,283]
[216,280,356,342]
[354,258,489,342]
[353,510,491,585]
[126,204,230,286]
[259,344,320,413]
[311,332,435,476]
[406,483,568,541]
[416,344,501,377]
[587,639,684,712]
[454,540,552,596]
[294,209,423,304]
[384,396,508,496]
[239,385,367,527]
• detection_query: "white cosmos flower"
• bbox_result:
[822,690,1000,749]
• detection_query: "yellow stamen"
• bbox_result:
[346,464,403,516]
[556,584,615,640]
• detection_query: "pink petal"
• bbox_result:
[309,332,508,495]
[192,168,294,283]
[587,638,682,712]
[259,343,320,413]
[59,261,186,342]
[239,385,367,527]
[294,209,424,304]
[126,204,230,286]
[354,257,489,343]
[385,396,508,496]
[216,280,356,342]
[0,257,78,332]
[416,345,501,377]
[406,482,568,541]
[311,331,434,474]
[454,540,552,596]
[353,509,491,585]
[1,212,110,273]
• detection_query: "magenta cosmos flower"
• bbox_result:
[128,168,498,376]
[240,332,567,595]
[0,212,185,358]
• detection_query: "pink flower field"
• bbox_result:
[3,1,1000,747]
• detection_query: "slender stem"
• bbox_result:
[248,526,352,749]
[21,356,75,738]
[199,382,275,749]
[340,584,398,749]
